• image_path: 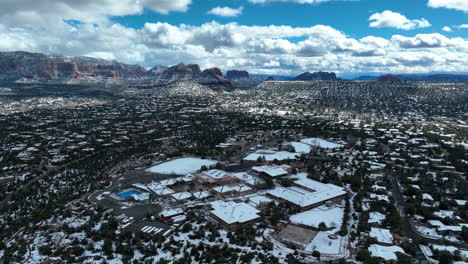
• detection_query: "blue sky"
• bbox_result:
[0,0,467,75]
[112,0,468,40]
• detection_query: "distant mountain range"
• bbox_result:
[353,74,468,83]
[0,51,147,84]
[0,51,466,90]
[0,51,234,90]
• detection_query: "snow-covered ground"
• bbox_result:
[243,149,300,161]
[300,138,343,149]
[146,157,217,175]
[289,142,312,154]
[290,205,343,232]
[305,231,349,258]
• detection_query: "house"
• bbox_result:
[369,244,405,262]
[368,212,386,226]
[209,201,261,230]
[369,227,394,246]
[232,172,260,187]
[231,184,254,194]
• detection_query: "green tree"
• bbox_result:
[312,250,320,260]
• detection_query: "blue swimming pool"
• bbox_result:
[116,190,141,199]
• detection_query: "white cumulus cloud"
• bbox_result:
[428,0,468,12]
[369,10,431,30]
[0,20,467,75]
[391,33,466,49]
[208,6,244,17]
[442,26,452,32]
[0,0,192,28]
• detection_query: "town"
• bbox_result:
[0,80,467,264]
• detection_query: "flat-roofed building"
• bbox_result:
[196,169,237,185]
[369,227,394,246]
[160,208,185,224]
[252,165,291,178]
[267,178,347,211]
[209,201,261,230]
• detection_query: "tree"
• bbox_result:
[72,245,85,257]
[279,177,294,187]
[462,226,468,243]
[356,249,371,261]
[318,222,327,230]
[396,253,412,264]
[364,257,382,264]
[38,245,52,256]
[312,250,320,260]
[438,251,453,264]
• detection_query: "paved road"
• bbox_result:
[388,169,468,262]
[388,170,430,264]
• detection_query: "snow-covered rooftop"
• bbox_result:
[212,185,235,193]
[267,179,346,208]
[368,212,386,225]
[171,192,192,200]
[161,208,184,217]
[201,169,230,179]
[369,227,393,245]
[232,172,258,185]
[369,244,405,260]
[248,195,273,207]
[252,165,289,177]
[210,201,260,225]
[192,191,211,199]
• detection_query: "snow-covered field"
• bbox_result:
[290,205,344,232]
[300,138,343,149]
[289,142,312,154]
[305,231,348,257]
[244,149,300,161]
[146,157,217,175]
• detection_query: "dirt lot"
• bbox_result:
[279,224,317,245]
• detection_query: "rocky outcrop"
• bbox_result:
[226,70,249,79]
[293,71,337,81]
[147,65,167,78]
[0,51,147,84]
[197,68,232,91]
[157,63,201,83]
